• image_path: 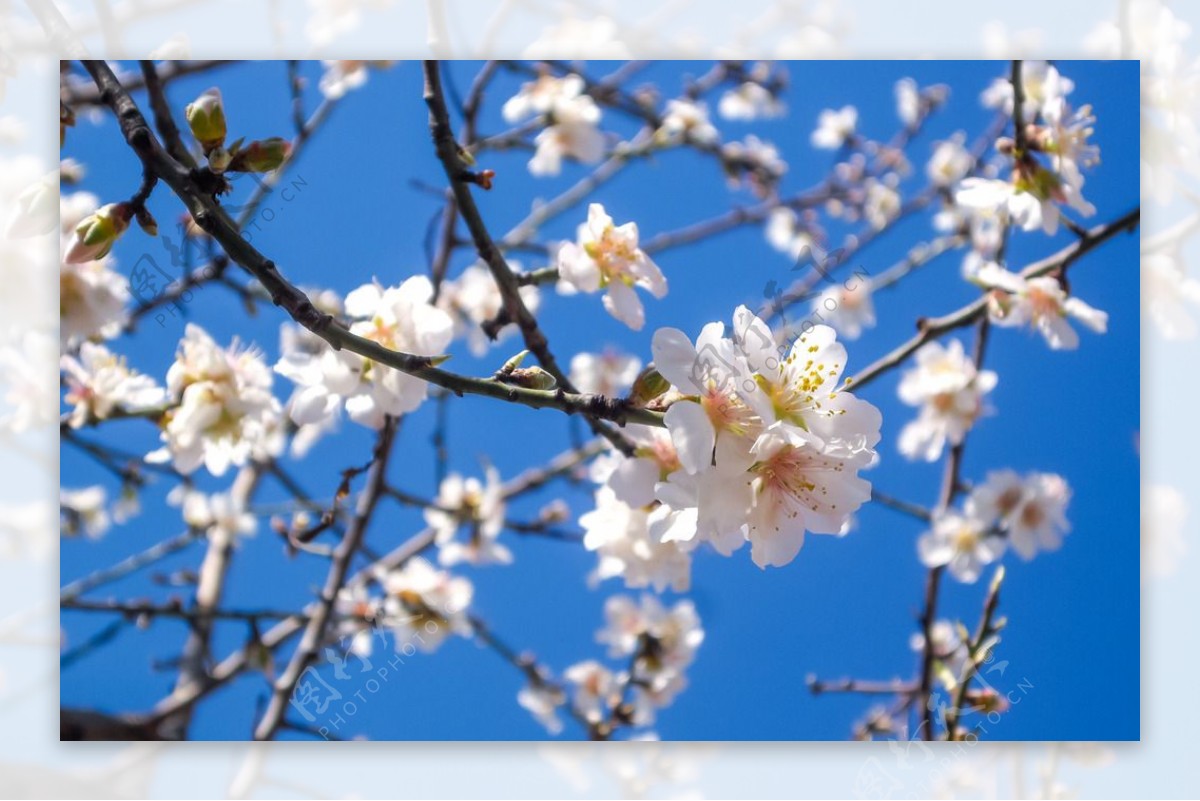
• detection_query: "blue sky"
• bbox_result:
[60,60,1139,740]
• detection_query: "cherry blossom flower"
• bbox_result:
[910,620,970,686]
[981,270,1108,350]
[504,74,606,176]
[569,350,641,397]
[148,323,283,476]
[276,276,453,430]
[518,682,566,735]
[318,60,391,99]
[744,421,875,567]
[564,660,618,723]
[733,307,881,451]
[438,261,540,357]
[926,134,973,187]
[918,507,1006,583]
[721,135,788,189]
[597,594,703,723]
[765,207,818,260]
[895,78,920,127]
[863,177,901,230]
[332,583,382,658]
[718,82,784,121]
[172,486,257,544]
[425,467,512,567]
[580,486,692,592]
[276,289,345,457]
[981,60,1074,120]
[61,341,165,428]
[658,98,719,146]
[970,470,1071,560]
[810,276,876,340]
[897,339,997,461]
[382,556,473,653]
[650,316,766,475]
[556,204,668,330]
[60,486,110,539]
[811,105,858,149]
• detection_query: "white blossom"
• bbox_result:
[569,350,641,397]
[811,105,857,149]
[425,467,511,567]
[581,486,692,592]
[171,486,257,544]
[275,276,453,430]
[556,204,667,330]
[981,60,1074,120]
[382,557,473,653]
[60,486,110,539]
[718,82,784,121]
[563,660,618,723]
[0,331,58,434]
[811,275,875,341]
[518,682,566,735]
[970,470,1071,560]
[504,74,606,176]
[765,207,817,261]
[918,507,1005,583]
[927,134,973,187]
[318,60,391,99]
[980,270,1108,350]
[897,339,997,462]
[148,323,283,476]
[863,178,901,230]
[438,261,540,357]
[658,98,718,146]
[895,78,920,127]
[60,342,165,428]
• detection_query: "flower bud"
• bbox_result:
[229,137,292,173]
[185,88,227,153]
[503,366,558,391]
[64,202,131,264]
[628,365,669,405]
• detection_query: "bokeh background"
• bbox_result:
[0,0,1192,796]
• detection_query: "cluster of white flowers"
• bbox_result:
[437,261,540,357]
[657,98,719,147]
[897,339,997,462]
[60,342,165,429]
[518,594,704,737]
[919,469,1071,582]
[721,135,788,194]
[60,192,131,347]
[147,323,283,476]
[556,203,668,330]
[169,484,257,544]
[580,306,880,574]
[956,61,1098,237]
[425,467,511,567]
[333,556,474,658]
[275,276,453,431]
[718,81,785,121]
[594,594,703,727]
[503,74,605,176]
